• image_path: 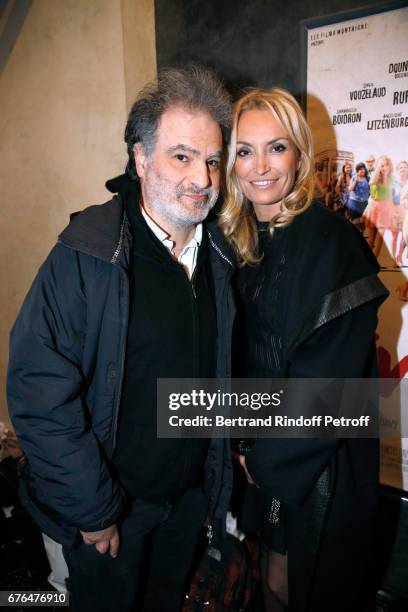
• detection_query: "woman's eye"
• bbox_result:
[270,143,286,153]
[237,148,250,157]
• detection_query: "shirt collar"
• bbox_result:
[140,205,203,251]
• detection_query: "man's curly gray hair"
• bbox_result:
[124,66,231,179]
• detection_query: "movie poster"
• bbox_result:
[306,5,408,491]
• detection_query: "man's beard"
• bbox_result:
[143,167,219,229]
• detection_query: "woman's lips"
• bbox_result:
[250,179,279,187]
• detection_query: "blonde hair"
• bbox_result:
[371,155,393,185]
[219,87,315,264]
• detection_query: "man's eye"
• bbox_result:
[208,159,220,168]
[175,154,188,162]
[237,148,250,157]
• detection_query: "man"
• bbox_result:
[365,154,376,181]
[7,67,234,612]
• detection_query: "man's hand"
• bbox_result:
[0,424,24,461]
[80,524,120,558]
[238,454,257,486]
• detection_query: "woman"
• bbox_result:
[393,160,408,207]
[347,162,370,229]
[335,161,352,212]
[394,161,408,264]
[364,155,396,260]
[219,88,388,612]
[324,169,339,210]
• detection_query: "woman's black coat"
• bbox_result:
[239,202,389,611]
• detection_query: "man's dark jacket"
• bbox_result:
[7,177,235,547]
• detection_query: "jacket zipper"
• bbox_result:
[190,265,198,363]
[108,218,129,452]
[111,268,129,454]
[207,231,234,267]
[57,235,130,457]
[111,219,125,264]
[207,230,234,377]
[183,265,199,484]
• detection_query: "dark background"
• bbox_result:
[154,0,401,98]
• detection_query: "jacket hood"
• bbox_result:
[58,196,126,264]
[58,175,139,263]
[105,173,136,195]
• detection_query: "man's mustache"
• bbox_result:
[177,186,214,197]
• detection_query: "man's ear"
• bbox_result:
[133,143,148,178]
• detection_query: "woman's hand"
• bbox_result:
[238,454,257,485]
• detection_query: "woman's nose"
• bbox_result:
[255,153,270,175]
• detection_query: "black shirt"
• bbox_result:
[113,189,216,499]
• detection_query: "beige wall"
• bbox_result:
[0,0,157,422]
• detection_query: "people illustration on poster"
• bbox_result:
[394,161,408,265]
[335,161,352,210]
[347,162,370,231]
[319,154,408,271]
[364,155,398,260]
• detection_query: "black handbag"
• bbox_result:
[183,533,260,612]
